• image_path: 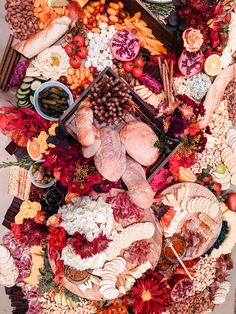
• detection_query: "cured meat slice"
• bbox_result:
[120,120,160,166]
[94,127,126,182]
[122,157,154,208]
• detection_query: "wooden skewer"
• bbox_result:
[169,243,193,281]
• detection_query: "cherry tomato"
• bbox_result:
[77,46,88,59]
[73,34,85,47]
[123,61,134,73]
[70,55,82,68]
[64,43,77,57]
[132,67,143,78]
[134,56,145,68]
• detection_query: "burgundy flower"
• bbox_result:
[131,270,169,314]
[168,117,187,137]
[189,0,209,12]
[11,219,48,248]
[68,232,111,259]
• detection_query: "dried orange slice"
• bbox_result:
[179,167,197,183]
[204,54,222,76]
[27,138,43,161]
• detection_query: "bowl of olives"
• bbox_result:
[29,161,57,188]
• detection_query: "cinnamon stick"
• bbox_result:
[0,48,15,88]
[1,50,19,91]
[162,63,168,104]
[164,60,172,103]
[169,59,174,101]
[0,34,14,75]
[157,57,164,82]
[3,52,20,91]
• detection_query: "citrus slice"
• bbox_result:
[27,138,43,161]
[204,54,222,76]
[179,167,197,182]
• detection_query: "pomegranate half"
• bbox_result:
[110,29,140,62]
[168,274,193,302]
[178,49,204,77]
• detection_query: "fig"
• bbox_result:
[110,29,140,62]
[178,49,204,77]
[168,274,193,302]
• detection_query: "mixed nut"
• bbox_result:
[5,0,39,40]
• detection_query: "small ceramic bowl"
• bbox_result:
[29,160,57,189]
[33,81,73,121]
[64,266,91,285]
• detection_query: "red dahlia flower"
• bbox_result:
[131,270,169,314]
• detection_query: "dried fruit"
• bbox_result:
[168,275,193,302]
[110,29,140,62]
[178,49,204,77]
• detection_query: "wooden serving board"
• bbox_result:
[61,67,182,181]
[49,208,162,300]
[161,182,223,260]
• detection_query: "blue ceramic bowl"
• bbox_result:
[33,81,73,121]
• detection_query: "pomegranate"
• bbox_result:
[168,274,193,302]
[110,29,140,62]
[225,192,236,211]
[178,49,204,77]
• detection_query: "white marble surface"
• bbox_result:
[0,1,235,313]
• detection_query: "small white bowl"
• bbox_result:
[33,81,74,121]
[29,161,57,189]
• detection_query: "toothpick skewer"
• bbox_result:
[169,243,193,281]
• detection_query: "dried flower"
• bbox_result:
[179,104,194,120]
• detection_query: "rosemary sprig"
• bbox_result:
[142,1,174,19]
[0,156,34,170]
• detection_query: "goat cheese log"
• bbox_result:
[122,157,154,208]
[120,120,160,166]
[94,127,126,182]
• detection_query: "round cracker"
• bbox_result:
[103,287,119,299]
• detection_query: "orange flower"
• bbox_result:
[182,28,204,52]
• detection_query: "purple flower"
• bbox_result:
[168,117,187,137]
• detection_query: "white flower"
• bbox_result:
[61,245,107,271]
[58,196,114,241]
